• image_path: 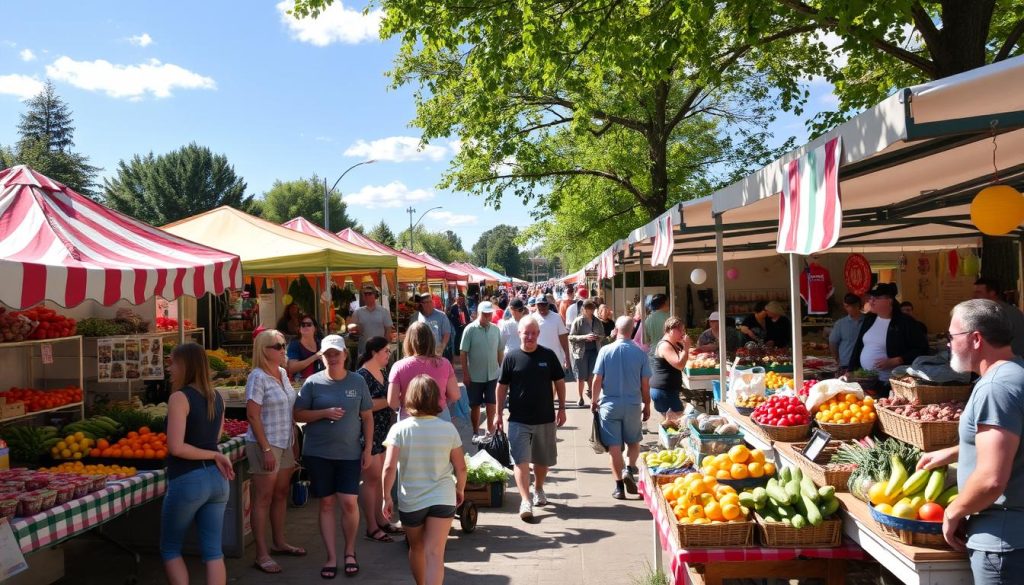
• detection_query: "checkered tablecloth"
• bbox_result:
[638,476,864,584]
[12,437,249,555]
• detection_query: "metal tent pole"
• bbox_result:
[715,216,727,395]
[638,248,646,343]
[788,254,804,392]
[669,253,677,318]
[620,252,626,315]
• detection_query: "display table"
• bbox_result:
[718,405,973,585]
[638,472,863,585]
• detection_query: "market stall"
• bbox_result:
[0,165,248,583]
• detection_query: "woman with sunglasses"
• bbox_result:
[356,336,402,543]
[287,315,323,381]
[245,330,305,574]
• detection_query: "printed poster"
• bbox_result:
[97,336,164,382]
[140,336,164,381]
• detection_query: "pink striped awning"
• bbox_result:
[410,251,471,284]
[0,165,242,309]
[336,227,465,282]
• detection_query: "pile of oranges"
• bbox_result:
[662,472,751,525]
[699,445,776,480]
[91,427,167,460]
[814,393,876,424]
[42,461,138,479]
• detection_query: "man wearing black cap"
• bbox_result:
[849,283,929,392]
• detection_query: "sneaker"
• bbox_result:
[622,469,638,495]
[611,487,626,500]
[577,397,585,407]
[532,487,548,506]
[519,500,534,521]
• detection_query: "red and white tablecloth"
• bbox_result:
[638,477,864,583]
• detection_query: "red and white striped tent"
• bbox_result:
[0,165,242,309]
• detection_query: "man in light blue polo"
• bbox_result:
[591,315,651,500]
[460,301,502,438]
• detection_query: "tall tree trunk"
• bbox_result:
[929,0,996,78]
[645,81,671,219]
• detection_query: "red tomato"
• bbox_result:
[917,503,944,522]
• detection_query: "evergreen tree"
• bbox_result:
[18,81,76,152]
[103,143,257,226]
[367,220,397,247]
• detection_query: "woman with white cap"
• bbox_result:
[696,312,747,354]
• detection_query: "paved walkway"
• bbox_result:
[57,405,660,585]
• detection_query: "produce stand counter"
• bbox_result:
[716,403,972,585]
[638,466,863,585]
[8,437,249,584]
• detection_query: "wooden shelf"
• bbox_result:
[0,401,84,424]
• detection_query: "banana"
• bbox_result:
[885,456,908,498]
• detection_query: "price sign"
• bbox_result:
[40,343,53,365]
[0,518,28,579]
[801,428,833,462]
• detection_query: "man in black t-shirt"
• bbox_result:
[496,315,567,522]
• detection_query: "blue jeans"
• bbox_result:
[160,465,229,562]
[970,548,1024,584]
[650,388,684,414]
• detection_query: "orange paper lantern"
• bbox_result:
[970,185,1024,235]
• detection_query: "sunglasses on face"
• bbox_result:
[268,343,287,351]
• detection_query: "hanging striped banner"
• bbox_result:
[777,136,843,255]
[650,215,674,267]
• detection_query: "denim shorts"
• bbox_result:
[305,456,361,497]
[399,504,457,528]
[650,388,684,413]
[970,548,1024,584]
[598,402,643,447]
[160,465,229,562]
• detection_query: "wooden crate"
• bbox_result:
[465,481,505,508]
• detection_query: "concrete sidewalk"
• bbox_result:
[57,405,659,585]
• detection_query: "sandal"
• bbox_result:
[364,528,394,543]
[321,566,338,580]
[344,554,359,577]
[271,545,308,556]
[253,557,282,574]
[379,523,405,535]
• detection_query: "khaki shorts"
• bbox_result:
[245,442,296,475]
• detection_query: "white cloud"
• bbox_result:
[428,210,478,226]
[0,74,44,100]
[128,33,153,47]
[449,138,463,155]
[276,0,382,46]
[45,56,215,99]
[344,136,448,162]
[19,49,36,62]
[343,181,434,209]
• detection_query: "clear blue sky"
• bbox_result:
[0,1,836,249]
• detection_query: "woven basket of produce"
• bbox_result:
[790,441,857,491]
[756,513,843,547]
[755,422,810,443]
[876,398,962,451]
[816,420,875,440]
[889,376,973,405]
[869,505,947,548]
[674,520,756,548]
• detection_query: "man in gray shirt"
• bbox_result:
[829,293,864,369]
[348,284,393,355]
[917,299,1024,582]
[416,292,452,358]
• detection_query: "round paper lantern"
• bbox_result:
[961,252,981,277]
[726,268,740,280]
[690,268,707,285]
[970,185,1024,235]
[282,294,293,306]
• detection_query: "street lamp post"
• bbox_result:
[323,159,376,231]
[405,205,442,251]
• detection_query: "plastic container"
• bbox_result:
[0,480,25,492]
[86,474,108,492]
[49,481,76,505]
[0,496,17,520]
[25,472,52,490]
[17,491,45,517]
[69,478,91,499]
[686,423,745,465]
[37,488,58,511]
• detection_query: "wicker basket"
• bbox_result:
[889,376,973,405]
[755,422,811,442]
[755,513,843,547]
[674,519,756,548]
[869,505,948,548]
[816,419,875,440]
[790,441,855,491]
[875,406,959,451]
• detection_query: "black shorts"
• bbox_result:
[398,504,457,528]
[466,380,497,406]
[304,456,361,497]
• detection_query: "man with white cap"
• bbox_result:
[348,284,393,356]
[534,296,571,376]
[696,311,746,354]
[460,301,503,437]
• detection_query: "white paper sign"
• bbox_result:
[40,343,53,365]
[0,517,28,579]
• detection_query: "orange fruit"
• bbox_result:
[127,431,139,439]
[699,493,715,506]
[719,493,739,507]
[747,461,764,478]
[763,462,777,476]
[97,439,109,450]
[729,463,749,480]
[674,476,688,486]
[111,448,122,457]
[749,449,765,464]
[704,502,724,521]
[89,448,101,457]
[715,469,732,480]
[133,449,145,458]
[687,504,705,520]
[701,475,718,488]
[144,449,156,459]
[728,445,750,464]
[721,504,741,520]
[139,426,151,435]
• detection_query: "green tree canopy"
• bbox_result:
[472,225,525,278]
[397,225,470,263]
[102,143,256,226]
[259,176,360,231]
[1,81,98,196]
[367,220,397,248]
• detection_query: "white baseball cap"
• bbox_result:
[708,311,721,321]
[320,334,348,353]
[478,301,494,313]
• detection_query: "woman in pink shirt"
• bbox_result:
[388,322,461,421]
